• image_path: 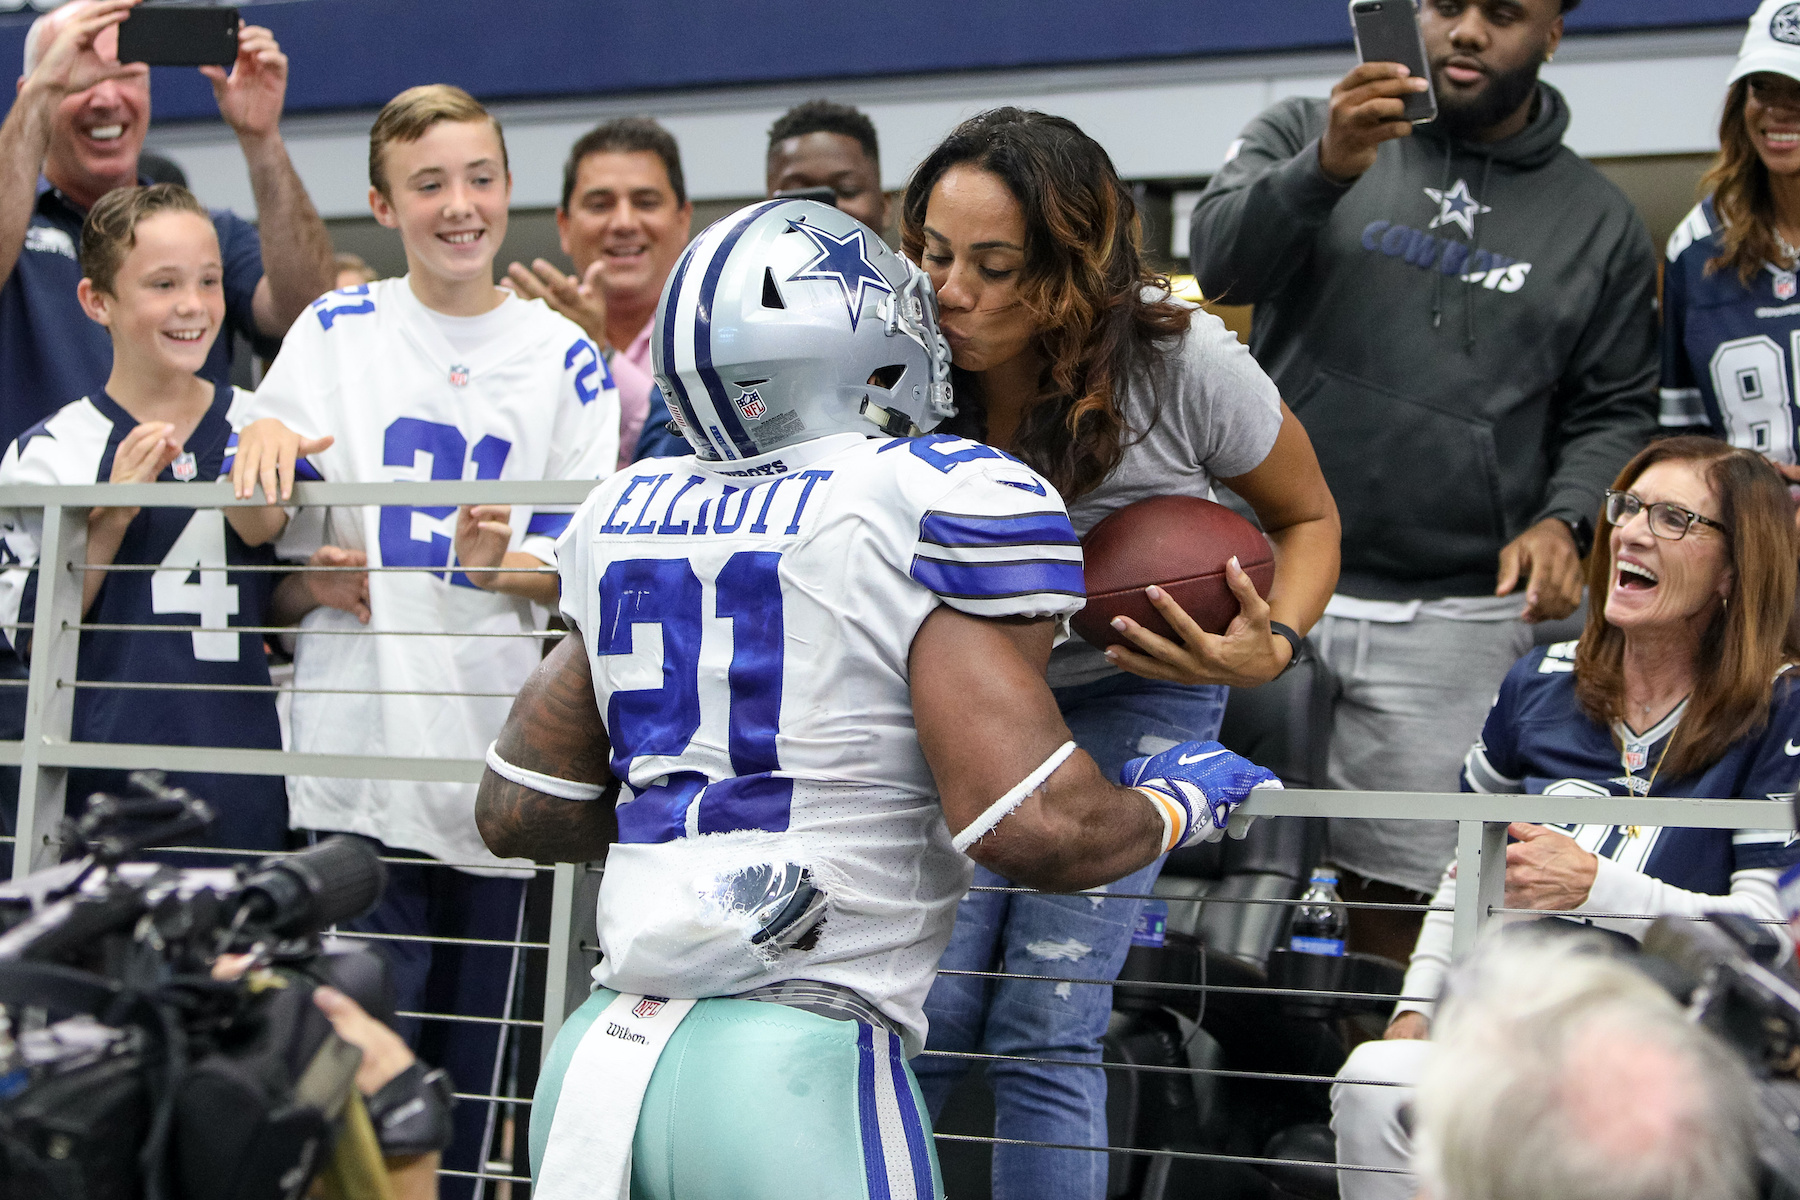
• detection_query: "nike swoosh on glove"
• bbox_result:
[1120,740,1283,849]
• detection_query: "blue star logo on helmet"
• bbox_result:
[786,220,894,332]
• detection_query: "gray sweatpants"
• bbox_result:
[1317,613,1535,894]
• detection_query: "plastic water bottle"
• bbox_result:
[1132,898,1168,949]
[1288,867,1348,957]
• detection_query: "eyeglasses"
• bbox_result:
[1603,490,1729,542]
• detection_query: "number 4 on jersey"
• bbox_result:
[151,510,240,661]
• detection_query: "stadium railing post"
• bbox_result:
[13,503,82,877]
[543,860,580,1059]
[1450,818,1507,956]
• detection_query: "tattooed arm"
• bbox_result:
[475,630,619,862]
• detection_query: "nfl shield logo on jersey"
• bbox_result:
[735,388,768,421]
[171,452,198,482]
[633,996,669,1019]
[1624,747,1647,771]
[448,363,471,388]
[1777,271,1798,302]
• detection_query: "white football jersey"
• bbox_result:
[556,431,1085,1050]
[244,279,620,872]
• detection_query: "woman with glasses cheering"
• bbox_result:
[1328,436,1800,1200]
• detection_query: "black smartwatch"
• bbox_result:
[1269,621,1303,678]
[1557,514,1594,559]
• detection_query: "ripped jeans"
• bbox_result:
[915,673,1227,1200]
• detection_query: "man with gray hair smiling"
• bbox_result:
[1406,931,1759,1200]
[0,0,332,450]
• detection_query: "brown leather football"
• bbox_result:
[1071,495,1276,651]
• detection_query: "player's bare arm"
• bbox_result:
[453,504,559,605]
[910,607,1171,890]
[229,416,333,503]
[1108,401,1340,688]
[0,0,143,287]
[203,22,334,332]
[476,629,619,863]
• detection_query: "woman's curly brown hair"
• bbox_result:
[900,108,1192,502]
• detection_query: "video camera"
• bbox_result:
[1641,912,1800,1199]
[0,774,402,1200]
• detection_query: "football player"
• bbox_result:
[0,183,345,850]
[225,85,620,1195]
[475,199,1281,1200]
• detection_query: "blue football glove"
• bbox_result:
[1120,740,1283,849]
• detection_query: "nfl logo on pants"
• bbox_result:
[633,996,668,1019]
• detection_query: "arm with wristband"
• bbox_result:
[912,606,1281,892]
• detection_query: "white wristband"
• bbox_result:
[952,741,1078,854]
[485,741,607,801]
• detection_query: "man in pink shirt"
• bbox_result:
[504,117,692,465]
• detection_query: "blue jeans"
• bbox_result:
[915,674,1227,1200]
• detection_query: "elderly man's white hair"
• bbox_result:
[1412,931,1759,1200]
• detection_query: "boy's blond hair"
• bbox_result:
[368,84,508,199]
[79,183,213,295]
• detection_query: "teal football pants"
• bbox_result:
[533,988,945,1200]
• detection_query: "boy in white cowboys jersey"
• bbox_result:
[0,183,345,852]
[473,200,1283,1200]
[227,86,620,1194]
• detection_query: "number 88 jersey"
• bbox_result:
[1661,197,1800,462]
[556,431,1086,1050]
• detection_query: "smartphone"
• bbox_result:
[773,186,839,208]
[117,6,240,68]
[1349,0,1438,125]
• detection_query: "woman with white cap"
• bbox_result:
[1662,0,1800,492]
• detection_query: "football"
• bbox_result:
[1071,495,1276,651]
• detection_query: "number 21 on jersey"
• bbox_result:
[596,552,790,844]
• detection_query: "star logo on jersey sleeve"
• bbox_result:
[787,221,893,332]
[1422,179,1493,239]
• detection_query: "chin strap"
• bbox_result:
[859,396,922,438]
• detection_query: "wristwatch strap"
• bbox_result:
[1269,621,1303,678]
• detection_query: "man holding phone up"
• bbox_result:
[1189,0,1657,951]
[0,0,333,451]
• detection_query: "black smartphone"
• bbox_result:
[773,186,839,208]
[117,6,240,68]
[1349,0,1438,124]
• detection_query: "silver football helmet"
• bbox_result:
[650,199,955,462]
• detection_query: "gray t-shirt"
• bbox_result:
[1049,304,1285,688]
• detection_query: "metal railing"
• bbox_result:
[1,479,1790,1198]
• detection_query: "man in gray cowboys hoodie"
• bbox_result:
[1191,0,1657,958]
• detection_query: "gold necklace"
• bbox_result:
[1620,720,1678,839]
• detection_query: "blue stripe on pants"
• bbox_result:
[858,1023,893,1200]
[888,1031,935,1198]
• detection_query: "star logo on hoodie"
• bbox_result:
[1422,179,1493,239]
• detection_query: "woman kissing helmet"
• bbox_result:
[650,199,955,462]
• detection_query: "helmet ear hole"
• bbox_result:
[867,364,906,390]
[761,268,786,310]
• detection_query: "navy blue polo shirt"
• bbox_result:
[0,176,279,451]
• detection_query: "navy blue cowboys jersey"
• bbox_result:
[1661,197,1800,464]
[1462,642,1800,894]
[0,383,287,851]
